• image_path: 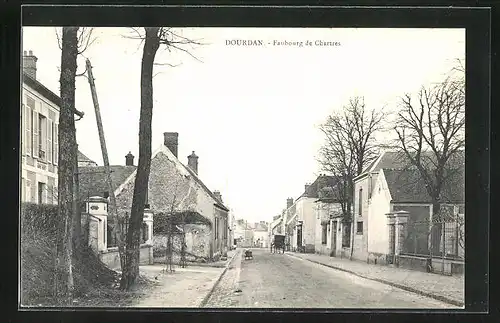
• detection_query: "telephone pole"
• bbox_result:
[85,58,125,268]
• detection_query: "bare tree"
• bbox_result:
[318,96,385,259]
[120,27,203,290]
[393,62,465,255]
[55,27,96,250]
[55,27,79,301]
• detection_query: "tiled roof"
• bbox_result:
[363,150,465,174]
[180,162,229,212]
[384,167,464,204]
[78,150,96,163]
[78,165,137,202]
[301,175,341,200]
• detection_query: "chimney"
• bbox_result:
[163,132,178,157]
[304,184,311,196]
[317,175,328,193]
[213,190,223,203]
[286,198,293,209]
[187,151,199,174]
[23,50,38,80]
[125,151,134,166]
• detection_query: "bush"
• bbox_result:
[20,203,120,306]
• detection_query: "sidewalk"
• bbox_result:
[287,252,464,307]
[131,249,238,307]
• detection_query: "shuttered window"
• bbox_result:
[47,120,53,163]
[53,123,58,165]
[25,99,33,156]
[21,104,25,155]
[32,109,39,158]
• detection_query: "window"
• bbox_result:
[53,123,59,165]
[47,119,53,163]
[38,182,46,204]
[321,224,328,244]
[32,108,39,158]
[342,222,351,247]
[358,188,363,216]
[357,221,363,234]
[215,217,218,239]
[38,114,47,160]
[25,100,33,156]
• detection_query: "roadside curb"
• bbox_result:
[286,253,464,307]
[198,250,240,308]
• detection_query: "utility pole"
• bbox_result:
[85,58,125,269]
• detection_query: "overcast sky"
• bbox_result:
[22,27,464,224]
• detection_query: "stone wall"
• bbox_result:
[99,244,153,270]
[153,223,212,262]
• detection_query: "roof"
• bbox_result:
[179,160,229,212]
[300,175,341,200]
[383,167,464,204]
[83,144,229,212]
[78,150,96,163]
[254,223,268,232]
[23,72,84,118]
[356,150,466,181]
[78,165,137,202]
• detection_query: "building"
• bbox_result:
[353,150,465,274]
[78,150,98,167]
[234,219,253,248]
[78,132,229,262]
[21,50,62,205]
[312,175,343,257]
[252,221,269,248]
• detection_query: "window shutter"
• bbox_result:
[32,110,39,158]
[21,104,25,156]
[47,120,52,163]
[41,117,47,156]
[25,105,31,156]
[53,124,58,165]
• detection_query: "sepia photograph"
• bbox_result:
[19,26,466,309]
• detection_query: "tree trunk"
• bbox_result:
[57,26,79,301]
[73,143,82,250]
[120,27,160,290]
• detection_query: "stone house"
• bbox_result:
[353,151,465,274]
[78,132,229,263]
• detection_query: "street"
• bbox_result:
[204,248,459,309]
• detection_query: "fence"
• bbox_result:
[402,219,464,260]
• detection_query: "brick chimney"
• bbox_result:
[125,151,134,166]
[304,184,311,196]
[286,198,293,209]
[187,151,198,174]
[213,190,223,203]
[163,132,178,157]
[23,50,38,80]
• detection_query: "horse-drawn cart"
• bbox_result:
[270,234,286,254]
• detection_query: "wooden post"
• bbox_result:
[85,59,125,269]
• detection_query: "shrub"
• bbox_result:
[20,203,120,306]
